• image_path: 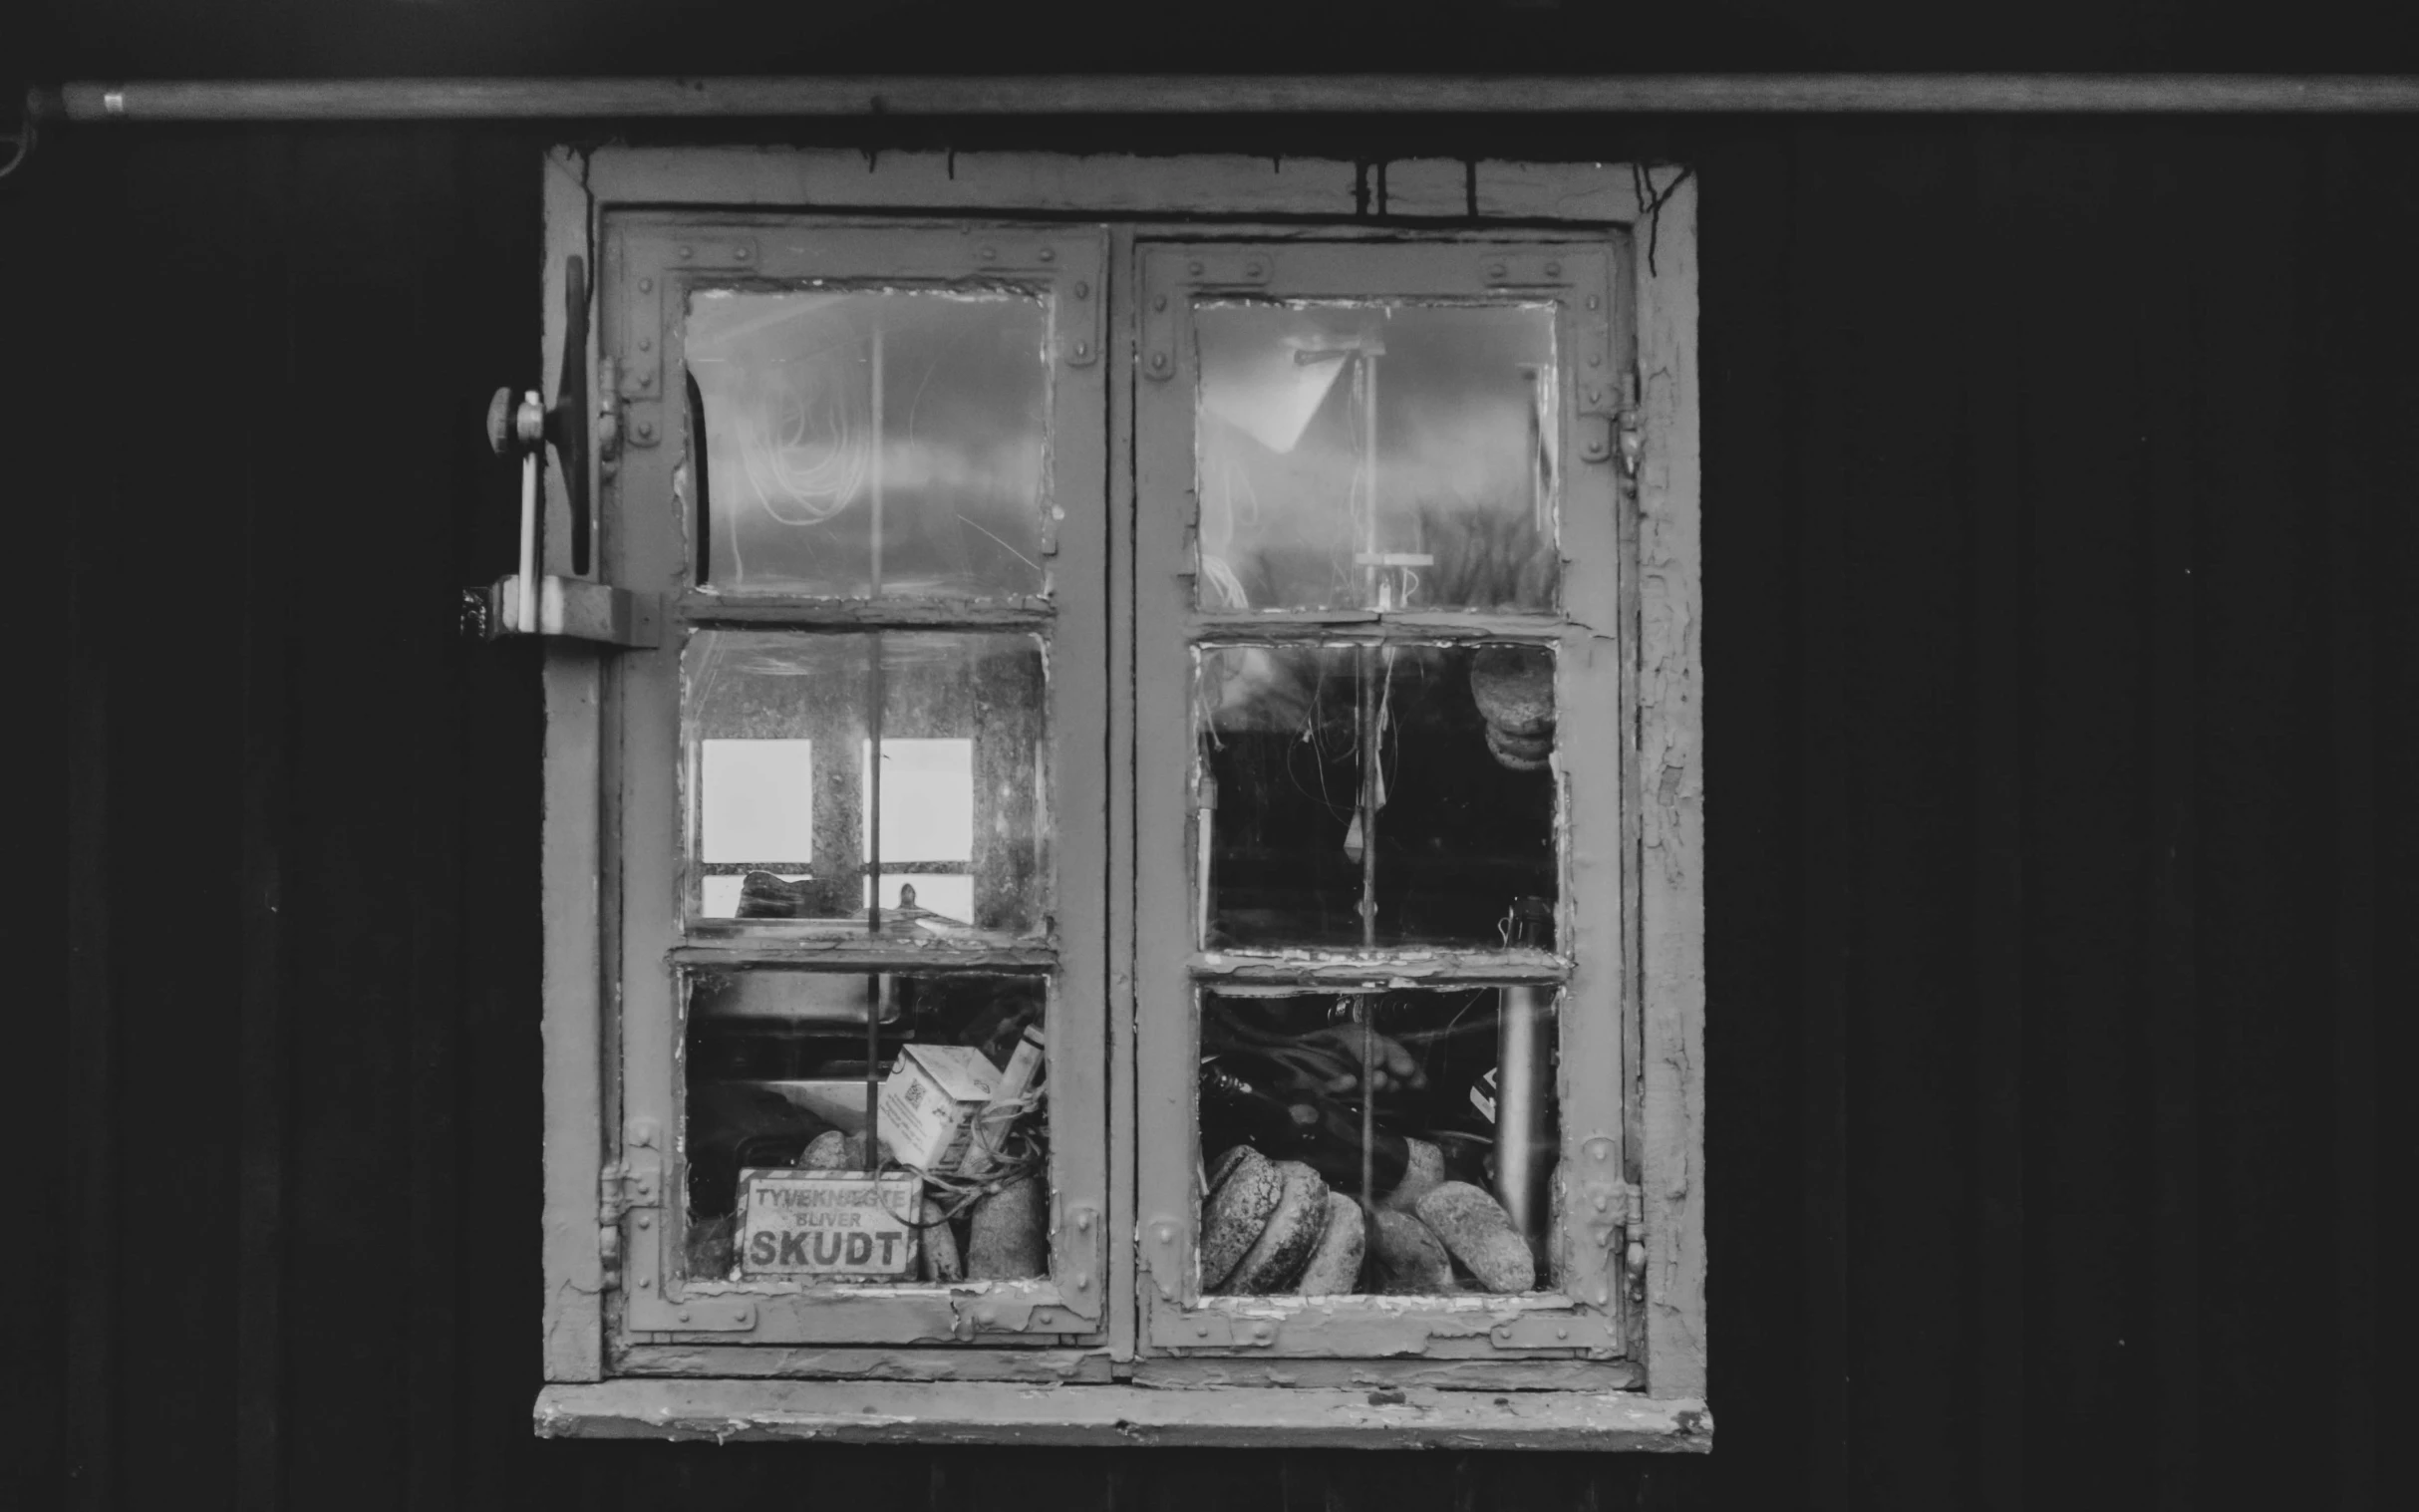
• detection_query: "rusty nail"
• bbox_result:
[1546,260,1563,277]
[676,245,692,260]
[733,246,750,261]
[1073,280,1090,299]
[1245,259,1265,277]
[636,421,656,442]
[1188,259,1205,276]
[1073,340,1090,358]
[637,277,653,294]
[1074,1276,1091,1291]
[637,335,652,352]
[640,1278,652,1289]
[677,1309,690,1322]
[1153,294,1168,312]
[979,244,998,260]
[637,372,652,389]
[1586,294,1601,310]
[1557,1326,1570,1340]
[1195,1324,1209,1337]
[1150,352,1169,371]
[1039,246,1056,262]
[637,1215,651,1228]
[1588,354,1604,368]
[1488,261,1508,278]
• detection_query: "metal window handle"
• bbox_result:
[462,257,658,651]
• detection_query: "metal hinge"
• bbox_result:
[598,1126,663,1293]
[1052,1201,1104,1323]
[1617,371,1645,478]
[1573,1134,1646,1308]
[1142,1214,1188,1304]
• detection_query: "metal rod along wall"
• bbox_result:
[28,73,2419,123]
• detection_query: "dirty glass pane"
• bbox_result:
[683,970,1051,1284]
[1197,642,1556,948]
[688,288,1051,598]
[1197,985,1559,1297]
[685,630,1049,936]
[1194,302,1558,612]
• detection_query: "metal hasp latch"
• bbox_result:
[460,255,659,650]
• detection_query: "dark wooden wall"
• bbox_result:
[11,75,2413,1512]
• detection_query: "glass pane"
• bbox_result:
[683,970,1051,1284]
[685,630,1049,936]
[1198,642,1556,948]
[1198,986,1559,1297]
[1194,302,1558,612]
[688,288,1051,598]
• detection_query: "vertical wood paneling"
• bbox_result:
[1827,125,1982,1511]
[1963,117,2026,1512]
[2312,123,2405,1512]
[1692,124,1801,1512]
[2190,126,2328,1512]
[234,128,298,1512]
[2008,125,2156,1508]
[1785,120,1856,1512]
[58,136,126,1512]
[105,136,251,1511]
[2135,121,2206,1512]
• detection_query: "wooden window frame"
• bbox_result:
[534,145,1706,1449]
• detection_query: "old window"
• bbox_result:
[528,149,1704,1447]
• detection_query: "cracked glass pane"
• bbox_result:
[1196,642,1557,948]
[1194,301,1558,613]
[688,288,1051,598]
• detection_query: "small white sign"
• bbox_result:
[736,1168,922,1279]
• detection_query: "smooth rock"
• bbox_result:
[1414,1180,1536,1294]
[1369,1209,1457,1294]
[965,1173,1048,1280]
[1222,1160,1329,1294]
[1293,1194,1368,1295]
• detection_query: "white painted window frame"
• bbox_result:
[533,145,1705,1449]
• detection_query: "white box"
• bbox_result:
[876,1045,1002,1171]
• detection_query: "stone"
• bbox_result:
[1414,1180,1536,1295]
[1293,1194,1367,1295]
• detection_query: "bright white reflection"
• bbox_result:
[860,739,974,861]
[701,739,814,862]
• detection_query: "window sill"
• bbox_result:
[534,1378,1712,1450]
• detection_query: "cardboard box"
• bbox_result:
[876,1044,1002,1171]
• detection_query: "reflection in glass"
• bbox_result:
[688,289,1050,597]
[684,630,1048,935]
[1195,302,1558,612]
[1197,986,1558,1297]
[1197,643,1556,948]
[683,970,1050,1283]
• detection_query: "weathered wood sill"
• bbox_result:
[535,1379,1710,1449]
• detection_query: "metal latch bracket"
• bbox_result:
[461,574,661,649]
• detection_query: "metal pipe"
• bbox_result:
[1494,985,1552,1253]
[31,74,2419,125]
[1494,898,1555,1254]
